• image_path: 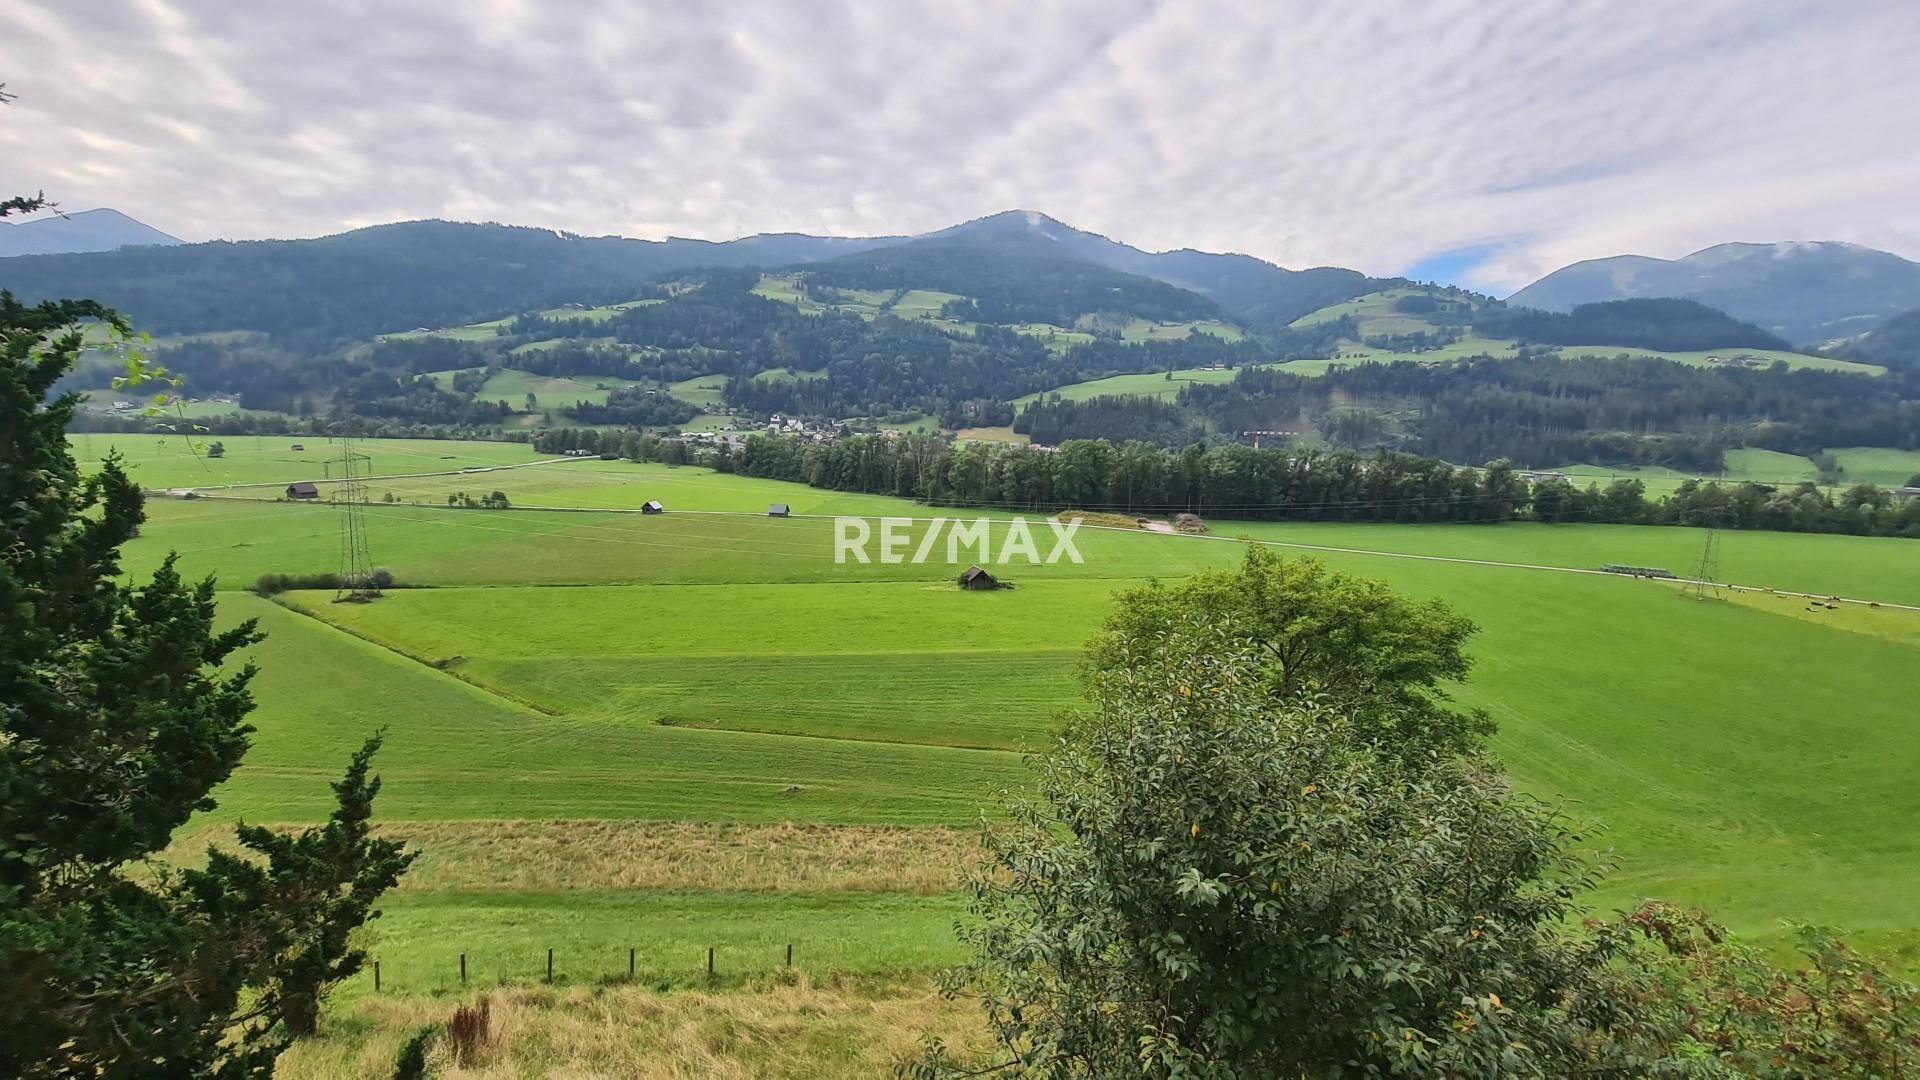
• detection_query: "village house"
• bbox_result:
[285,482,320,500]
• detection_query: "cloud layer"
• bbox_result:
[5,0,1918,293]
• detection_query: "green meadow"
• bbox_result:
[425,368,652,410]
[91,435,1920,995]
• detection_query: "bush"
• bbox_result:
[926,626,1639,1077]
[253,569,403,596]
[390,1026,434,1080]
[252,572,340,596]
[447,996,492,1067]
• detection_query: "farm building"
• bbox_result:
[285,482,320,500]
[768,503,790,517]
[290,444,305,450]
[641,500,665,514]
[957,565,999,590]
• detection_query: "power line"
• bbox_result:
[334,438,382,601]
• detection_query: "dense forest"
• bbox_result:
[1474,297,1791,352]
[1830,307,1920,371]
[797,235,1224,325]
[0,220,898,346]
[530,428,1920,539]
[1180,355,1920,470]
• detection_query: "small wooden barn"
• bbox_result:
[285,482,320,500]
[768,503,790,517]
[958,565,999,590]
[641,500,665,514]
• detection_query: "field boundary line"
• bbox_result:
[265,596,567,717]
[179,455,586,493]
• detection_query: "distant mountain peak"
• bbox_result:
[1509,239,1920,345]
[0,208,181,258]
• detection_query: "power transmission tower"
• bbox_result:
[334,439,381,602]
[1680,518,1724,601]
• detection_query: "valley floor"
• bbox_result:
[85,434,1920,1069]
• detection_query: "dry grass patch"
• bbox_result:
[277,973,987,1079]
[169,820,978,894]
[1053,511,1142,530]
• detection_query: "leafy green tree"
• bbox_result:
[918,626,1646,1077]
[1084,548,1491,760]
[0,275,413,1072]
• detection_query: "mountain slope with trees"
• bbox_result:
[1829,307,1920,371]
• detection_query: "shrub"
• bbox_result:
[252,572,341,596]
[448,996,492,1067]
[389,1026,434,1080]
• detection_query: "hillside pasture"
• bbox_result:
[1010,365,1243,405]
[667,373,730,409]
[1832,446,1920,487]
[429,368,653,410]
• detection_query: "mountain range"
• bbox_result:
[0,208,181,258]
[4,209,1919,354]
[0,211,1395,343]
[1507,241,1920,346]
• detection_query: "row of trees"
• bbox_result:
[534,428,1920,537]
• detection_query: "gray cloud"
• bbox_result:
[4,0,1917,292]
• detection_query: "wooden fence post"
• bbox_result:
[546,947,554,983]
[706,947,714,976]
[786,943,792,968]
[629,947,636,980]
[460,953,467,986]
[373,960,381,993]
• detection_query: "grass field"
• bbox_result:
[1009,365,1244,405]
[426,368,652,410]
[86,436,1920,1043]
[71,433,546,490]
[1833,446,1920,487]
[667,373,730,409]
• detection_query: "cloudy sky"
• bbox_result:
[4,0,1917,293]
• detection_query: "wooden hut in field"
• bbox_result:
[285,481,320,500]
[641,500,665,514]
[768,503,790,517]
[958,565,999,590]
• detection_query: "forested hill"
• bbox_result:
[922,210,1394,326]
[1476,298,1791,352]
[1828,308,1920,371]
[0,219,903,346]
[798,233,1224,325]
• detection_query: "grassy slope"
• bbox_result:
[427,368,653,410]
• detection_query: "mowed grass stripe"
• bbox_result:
[212,596,1023,825]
